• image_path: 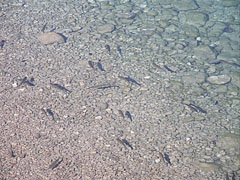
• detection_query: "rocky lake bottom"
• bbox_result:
[0,0,239,179]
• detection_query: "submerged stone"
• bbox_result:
[207,75,231,85]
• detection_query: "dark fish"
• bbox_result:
[50,83,72,93]
[97,85,119,89]
[209,61,221,65]
[18,77,27,87]
[118,76,141,86]
[223,27,234,33]
[46,109,55,121]
[125,111,132,121]
[88,60,95,69]
[30,77,35,82]
[49,157,63,170]
[164,65,175,73]
[105,44,111,54]
[10,149,16,158]
[188,104,207,114]
[41,23,47,32]
[122,139,133,150]
[0,40,5,49]
[118,110,124,119]
[163,153,172,165]
[49,27,56,32]
[220,60,240,67]
[25,80,35,86]
[97,60,105,71]
[17,77,35,87]
[117,46,122,57]
[232,171,236,180]
[56,33,67,43]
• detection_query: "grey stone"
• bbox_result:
[173,0,198,11]
[38,32,65,45]
[218,46,240,59]
[145,10,158,17]
[186,12,209,27]
[193,45,216,59]
[198,162,221,172]
[207,75,231,85]
[182,72,206,85]
[208,22,227,37]
[231,73,240,88]
[116,12,136,19]
[182,24,199,37]
[217,133,240,151]
[97,24,115,34]
[221,0,240,7]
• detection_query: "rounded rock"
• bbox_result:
[97,24,115,34]
[38,32,65,45]
[207,75,231,85]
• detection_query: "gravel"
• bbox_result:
[0,0,239,179]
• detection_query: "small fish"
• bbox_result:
[188,104,207,114]
[17,77,35,87]
[97,60,105,71]
[163,153,172,165]
[41,23,47,32]
[88,60,95,69]
[30,77,35,82]
[232,171,236,180]
[50,83,72,93]
[18,77,27,87]
[10,149,16,158]
[118,110,124,119]
[122,139,133,150]
[49,157,63,170]
[25,80,35,86]
[97,85,119,89]
[117,46,122,57]
[220,60,240,67]
[46,109,55,121]
[125,111,132,121]
[164,65,175,73]
[105,44,111,54]
[49,27,56,32]
[118,76,141,86]
[209,60,221,65]
[1,40,5,49]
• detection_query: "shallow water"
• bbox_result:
[0,0,239,179]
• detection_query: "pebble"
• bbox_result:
[193,45,216,59]
[221,0,240,7]
[38,32,65,45]
[186,12,209,27]
[207,75,231,85]
[97,24,115,34]
[216,133,240,151]
[95,116,103,120]
[116,12,136,19]
[182,72,206,85]
[173,0,198,10]
[231,73,240,88]
[198,162,221,172]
